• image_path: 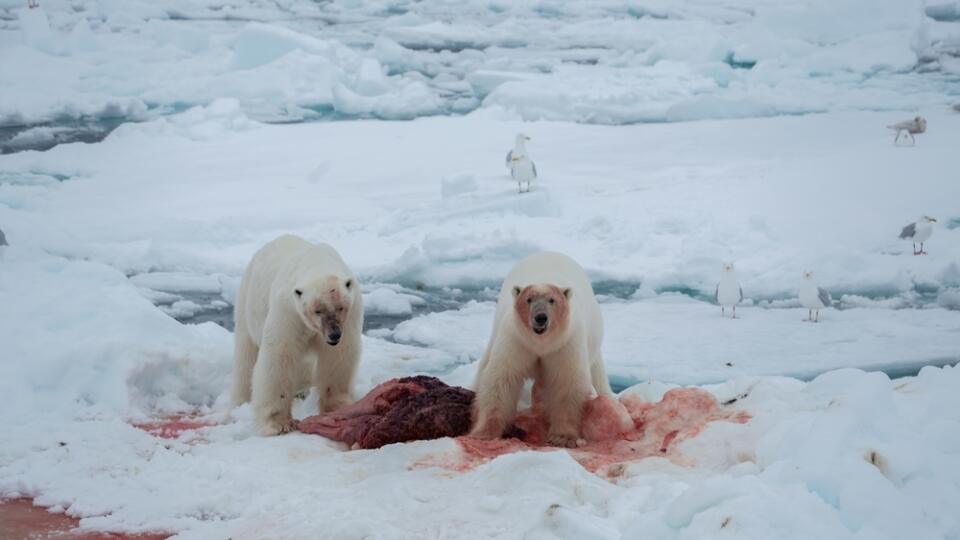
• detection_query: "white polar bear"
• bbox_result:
[471,251,613,447]
[231,234,363,436]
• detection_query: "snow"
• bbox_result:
[1,107,958,537]
[1,0,959,538]
[363,286,426,316]
[1,0,958,129]
[2,364,960,538]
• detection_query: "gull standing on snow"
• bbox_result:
[900,215,937,255]
[715,263,743,318]
[505,133,536,194]
[799,271,831,322]
[888,116,926,146]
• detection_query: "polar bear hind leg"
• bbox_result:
[590,351,614,397]
[231,324,259,406]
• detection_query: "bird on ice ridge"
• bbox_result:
[899,216,936,255]
[505,133,537,194]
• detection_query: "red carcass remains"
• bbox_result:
[299,376,479,449]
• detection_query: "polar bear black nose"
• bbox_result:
[327,329,342,345]
[534,314,548,325]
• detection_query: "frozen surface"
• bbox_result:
[1,1,959,536]
[1,108,958,538]
[2,363,960,539]
[1,0,959,138]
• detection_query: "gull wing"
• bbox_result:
[818,287,832,307]
[899,222,916,239]
[505,150,513,168]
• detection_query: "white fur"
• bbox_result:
[231,234,363,436]
[471,251,612,446]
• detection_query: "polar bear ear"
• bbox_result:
[512,286,522,298]
[294,289,303,298]
[562,288,572,299]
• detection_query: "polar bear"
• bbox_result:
[471,252,613,447]
[231,234,363,436]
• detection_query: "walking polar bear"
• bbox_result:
[231,234,363,436]
[471,251,613,447]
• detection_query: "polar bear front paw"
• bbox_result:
[547,432,581,448]
[259,415,299,436]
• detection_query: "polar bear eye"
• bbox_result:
[314,309,322,315]
[295,289,303,298]
[345,279,353,289]
[548,298,555,305]
[526,298,532,304]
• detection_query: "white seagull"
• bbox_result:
[715,263,743,318]
[505,133,536,193]
[888,116,926,146]
[899,215,937,255]
[799,271,831,322]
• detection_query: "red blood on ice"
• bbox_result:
[299,376,475,449]
[0,498,168,539]
[132,414,213,440]
[447,388,750,476]
[298,377,749,477]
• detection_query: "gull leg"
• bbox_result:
[919,242,926,255]
[814,309,819,323]
[732,305,737,319]
[721,306,725,318]
[804,309,812,322]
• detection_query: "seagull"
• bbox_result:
[505,133,536,194]
[799,271,831,322]
[899,215,937,255]
[715,263,743,318]
[888,116,926,145]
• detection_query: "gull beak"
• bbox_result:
[525,136,531,141]
[930,218,938,223]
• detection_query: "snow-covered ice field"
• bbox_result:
[1,0,960,538]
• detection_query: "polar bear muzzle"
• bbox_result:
[314,298,348,346]
[513,284,571,337]
[295,276,353,346]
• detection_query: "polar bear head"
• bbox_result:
[512,284,571,338]
[293,275,356,346]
